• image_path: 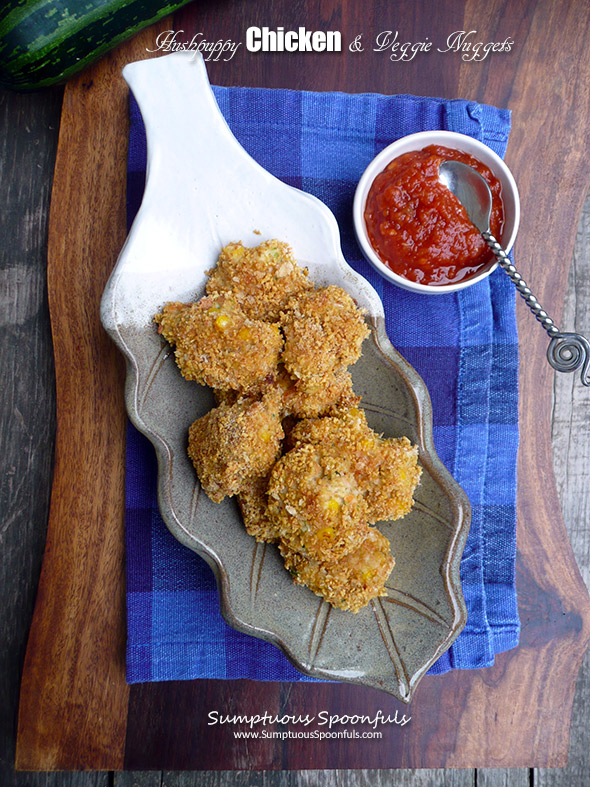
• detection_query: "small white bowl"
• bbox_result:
[353,130,520,294]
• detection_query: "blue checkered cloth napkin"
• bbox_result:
[125,88,520,683]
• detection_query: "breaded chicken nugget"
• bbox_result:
[237,474,278,543]
[252,364,359,419]
[206,239,313,322]
[286,407,374,467]
[267,443,370,562]
[280,285,370,383]
[281,370,361,419]
[155,293,282,391]
[290,408,421,523]
[215,365,360,420]
[280,527,395,613]
[187,390,284,503]
[361,436,421,523]
[288,405,371,448]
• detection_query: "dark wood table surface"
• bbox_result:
[3,1,590,784]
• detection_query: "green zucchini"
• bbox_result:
[0,0,194,91]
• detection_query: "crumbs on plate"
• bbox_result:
[155,239,421,612]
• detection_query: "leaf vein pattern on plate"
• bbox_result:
[189,477,201,524]
[138,341,173,414]
[382,587,451,628]
[412,498,455,530]
[249,541,267,606]
[371,598,411,700]
[361,400,416,430]
[308,600,331,667]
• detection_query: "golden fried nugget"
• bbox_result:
[362,437,421,523]
[289,405,370,448]
[237,474,279,543]
[216,364,360,420]
[280,527,395,613]
[267,444,370,562]
[252,364,359,419]
[287,407,374,470]
[280,285,370,383]
[290,408,421,523]
[206,239,313,322]
[155,238,423,613]
[187,390,284,503]
[213,366,288,408]
[281,370,361,419]
[155,293,282,391]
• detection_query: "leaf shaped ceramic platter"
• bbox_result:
[100,51,471,702]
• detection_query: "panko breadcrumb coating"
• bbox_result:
[206,239,313,322]
[280,527,395,613]
[155,238,422,613]
[280,285,370,383]
[237,474,278,543]
[287,404,371,450]
[267,444,370,562]
[281,370,361,419]
[257,364,360,419]
[154,293,282,391]
[289,408,421,523]
[187,390,284,503]
[363,437,422,523]
[215,364,360,420]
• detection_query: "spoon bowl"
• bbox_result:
[439,160,493,234]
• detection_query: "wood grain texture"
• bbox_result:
[13,24,171,773]
[13,0,590,775]
[114,772,476,786]
[478,773,530,787]
[115,775,163,787]
[109,772,530,786]
[534,202,590,787]
[113,771,521,785]
[4,776,108,787]
[0,83,62,782]
[445,0,590,767]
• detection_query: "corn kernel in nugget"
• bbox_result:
[206,239,313,322]
[154,293,282,391]
[187,390,284,503]
[267,444,370,562]
[280,527,395,613]
[280,286,370,383]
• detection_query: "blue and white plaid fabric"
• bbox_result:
[125,87,520,683]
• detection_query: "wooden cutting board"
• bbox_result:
[15,0,590,771]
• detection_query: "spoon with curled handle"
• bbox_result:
[439,159,590,386]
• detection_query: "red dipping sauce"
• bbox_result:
[364,145,505,286]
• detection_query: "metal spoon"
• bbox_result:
[439,160,590,386]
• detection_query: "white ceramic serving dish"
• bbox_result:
[353,129,520,294]
[100,51,471,702]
